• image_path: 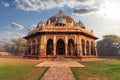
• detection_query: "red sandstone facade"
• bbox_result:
[24,10,98,60]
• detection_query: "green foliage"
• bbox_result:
[97,35,120,56]
[4,38,27,54]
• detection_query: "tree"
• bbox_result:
[0,41,7,52]
[97,35,120,56]
[4,38,27,55]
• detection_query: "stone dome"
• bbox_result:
[46,9,75,25]
[78,20,84,26]
[78,20,85,29]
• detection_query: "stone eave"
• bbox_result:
[24,31,98,40]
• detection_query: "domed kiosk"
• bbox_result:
[24,10,98,60]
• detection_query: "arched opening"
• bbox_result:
[56,39,65,55]
[81,39,85,55]
[91,42,94,55]
[46,39,53,55]
[68,39,75,55]
[37,39,40,55]
[32,40,35,55]
[28,47,31,55]
[86,41,90,55]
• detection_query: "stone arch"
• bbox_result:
[86,40,90,55]
[91,41,94,55]
[27,40,31,55]
[28,47,31,55]
[46,38,53,55]
[68,39,75,55]
[37,39,40,55]
[81,39,85,55]
[32,40,35,55]
[56,38,65,55]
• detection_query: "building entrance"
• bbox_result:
[56,39,65,55]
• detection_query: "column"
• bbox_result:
[39,36,45,56]
[54,35,56,56]
[31,41,33,55]
[44,35,46,56]
[37,39,40,56]
[35,39,37,55]
[77,44,80,56]
[84,40,87,56]
[94,42,98,56]
[89,42,91,56]
[79,38,82,56]
[65,35,68,56]
[79,43,82,56]
[75,35,77,56]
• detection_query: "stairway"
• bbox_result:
[54,55,66,61]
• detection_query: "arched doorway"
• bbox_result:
[56,39,65,55]
[46,39,53,55]
[68,39,75,55]
[91,42,94,55]
[81,39,85,55]
[32,40,35,55]
[86,41,90,55]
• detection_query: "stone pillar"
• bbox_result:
[75,35,77,56]
[77,44,80,56]
[39,36,46,56]
[65,35,68,56]
[94,42,98,56]
[54,35,56,56]
[79,43,82,56]
[39,44,46,56]
[84,40,87,56]
[44,35,46,56]
[37,39,40,56]
[89,42,91,56]
[35,39,37,55]
[31,41,33,55]
[38,45,41,56]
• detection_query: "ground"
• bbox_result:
[0,56,120,80]
[0,58,48,80]
[71,59,120,80]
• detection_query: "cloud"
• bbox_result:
[10,22,24,30]
[94,26,120,40]
[14,0,94,11]
[1,1,10,7]
[72,8,99,16]
[0,31,24,42]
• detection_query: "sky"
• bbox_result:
[0,0,120,42]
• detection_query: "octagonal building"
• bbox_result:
[24,10,98,60]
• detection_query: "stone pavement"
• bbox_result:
[36,61,85,67]
[36,60,85,80]
[41,67,75,80]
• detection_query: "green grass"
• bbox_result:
[0,58,48,80]
[71,59,120,80]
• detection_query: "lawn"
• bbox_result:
[0,58,48,80]
[71,59,120,80]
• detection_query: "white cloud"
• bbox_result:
[14,0,94,11]
[10,22,24,30]
[72,8,99,16]
[0,31,24,42]
[1,1,10,7]
[94,26,120,40]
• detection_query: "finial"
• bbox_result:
[91,30,93,32]
[28,29,30,32]
[59,8,63,13]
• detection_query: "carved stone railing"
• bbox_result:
[27,26,93,36]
